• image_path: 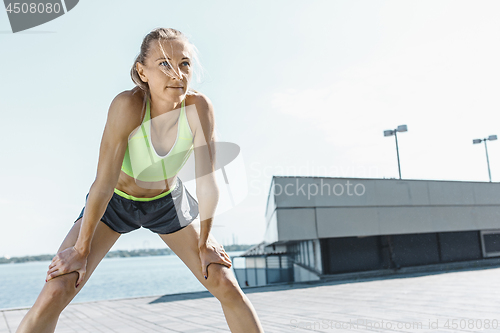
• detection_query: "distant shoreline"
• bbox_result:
[0,244,254,264]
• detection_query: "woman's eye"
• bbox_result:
[160,61,189,67]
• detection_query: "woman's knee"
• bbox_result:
[37,272,78,310]
[205,264,244,305]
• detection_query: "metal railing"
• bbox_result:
[231,253,294,287]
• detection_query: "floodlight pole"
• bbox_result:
[394,131,402,180]
[384,125,407,180]
[484,140,492,182]
[473,135,497,182]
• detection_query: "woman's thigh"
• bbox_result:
[55,217,121,283]
[158,220,240,293]
[34,218,121,310]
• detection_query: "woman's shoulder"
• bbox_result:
[184,90,215,138]
[109,87,146,121]
[185,89,213,112]
[116,86,146,107]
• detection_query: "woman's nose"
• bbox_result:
[174,73,184,81]
[170,68,182,79]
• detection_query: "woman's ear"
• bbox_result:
[136,62,148,82]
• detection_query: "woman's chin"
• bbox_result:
[165,87,185,94]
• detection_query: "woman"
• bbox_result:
[16,28,264,333]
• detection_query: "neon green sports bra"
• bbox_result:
[121,97,194,182]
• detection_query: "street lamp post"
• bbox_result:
[384,124,408,179]
[473,135,497,182]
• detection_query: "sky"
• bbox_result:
[1,0,500,257]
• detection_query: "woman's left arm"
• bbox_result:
[191,94,232,279]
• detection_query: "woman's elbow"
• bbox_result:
[196,181,220,199]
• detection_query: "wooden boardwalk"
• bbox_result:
[2,264,500,332]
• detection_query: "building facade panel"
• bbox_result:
[438,231,482,262]
[322,236,383,274]
[316,207,380,238]
[276,208,317,241]
[264,210,278,244]
[390,233,440,267]
[474,206,500,229]
[473,182,500,204]
[426,181,476,205]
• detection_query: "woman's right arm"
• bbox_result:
[46,90,141,285]
[74,91,141,255]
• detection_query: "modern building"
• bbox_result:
[233,176,500,287]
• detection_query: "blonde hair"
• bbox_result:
[130,28,204,95]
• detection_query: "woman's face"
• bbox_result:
[137,38,193,101]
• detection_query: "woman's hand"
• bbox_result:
[46,246,88,288]
[199,239,232,280]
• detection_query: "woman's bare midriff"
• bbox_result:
[115,170,178,198]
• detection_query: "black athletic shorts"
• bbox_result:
[74,177,199,234]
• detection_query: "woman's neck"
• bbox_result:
[149,93,183,119]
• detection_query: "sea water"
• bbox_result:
[0,251,245,310]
